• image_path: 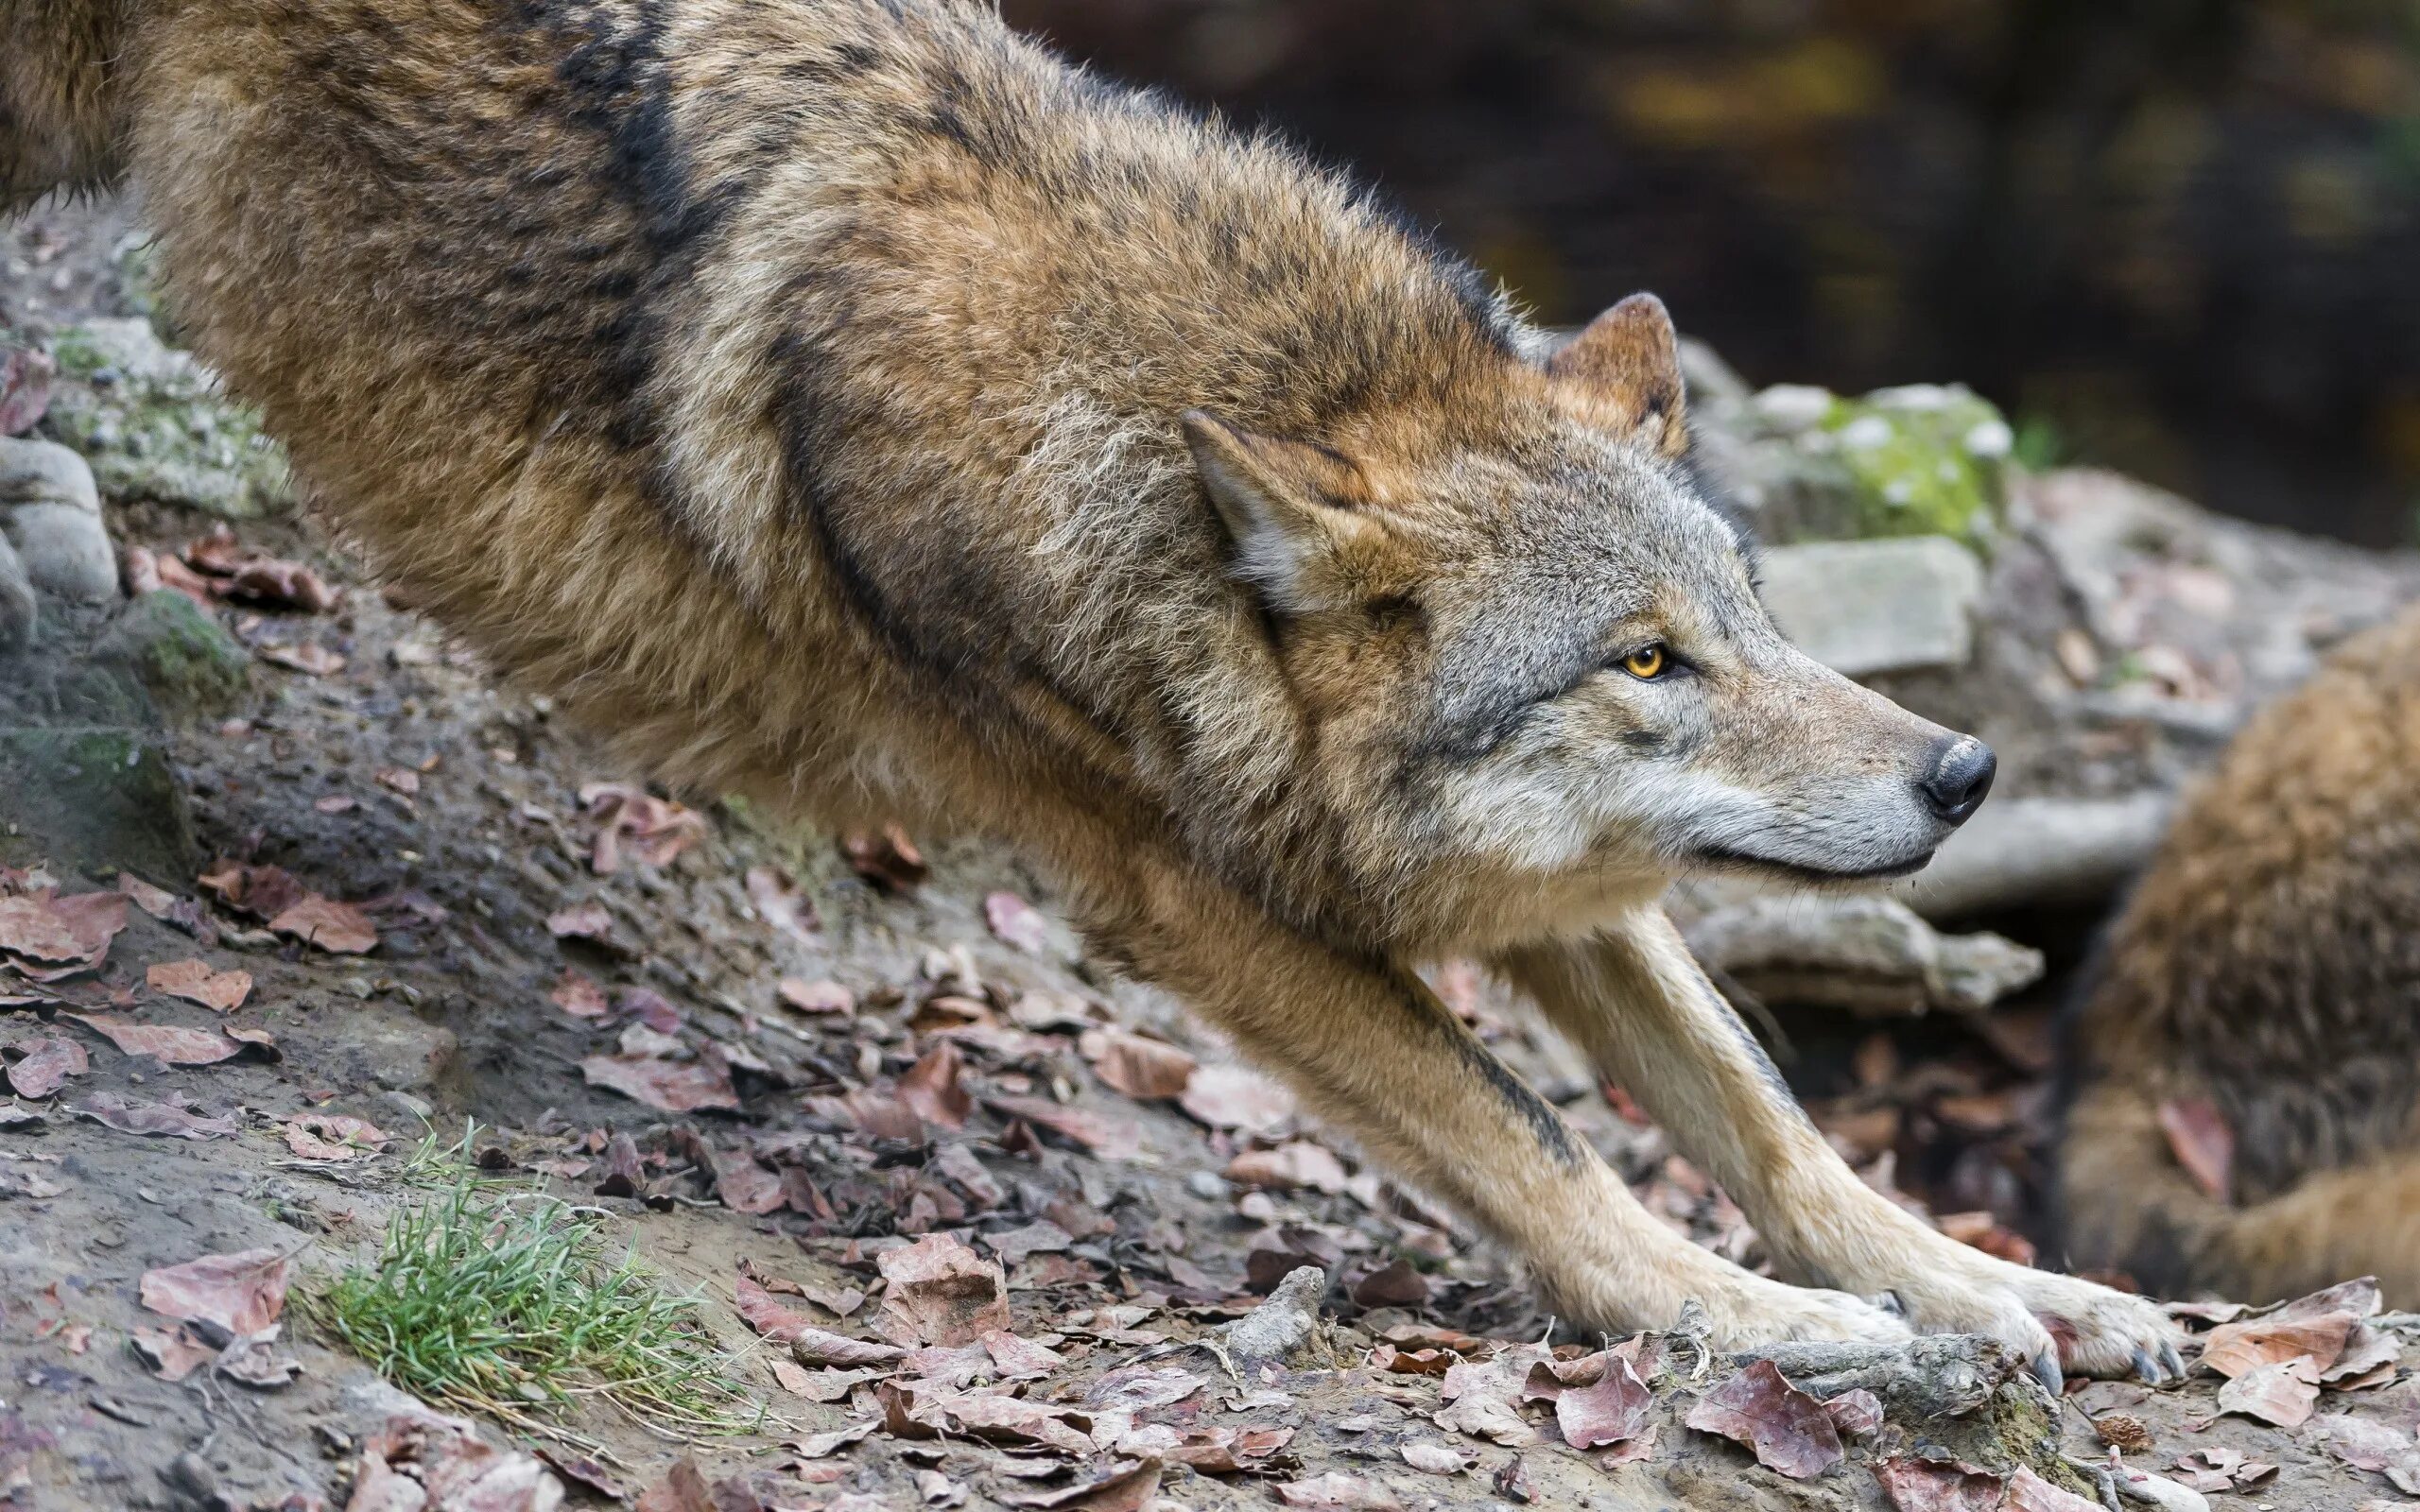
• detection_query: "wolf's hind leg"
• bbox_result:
[1088,865,1908,1350]
[1495,911,2181,1386]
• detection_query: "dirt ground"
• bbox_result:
[7,197,2420,1512]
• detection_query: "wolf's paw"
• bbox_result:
[1887,1259,2182,1391]
[1695,1274,1915,1352]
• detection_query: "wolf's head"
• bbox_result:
[1184,294,1992,915]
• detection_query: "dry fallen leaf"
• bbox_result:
[147,958,253,1012]
[548,969,611,1020]
[0,889,128,976]
[1823,1388,1884,1436]
[4,1036,86,1099]
[351,1409,562,1512]
[1555,1355,1653,1452]
[283,1113,391,1161]
[2214,1354,2322,1428]
[545,902,616,943]
[1436,1344,1551,1447]
[74,1092,239,1140]
[1000,1460,1163,1511]
[1684,1358,1844,1480]
[2312,1412,2420,1483]
[2004,1467,2105,1512]
[1080,1026,1197,1100]
[1177,1063,1295,1137]
[268,894,378,954]
[1275,1473,1403,1510]
[898,1040,973,1129]
[879,1233,1011,1347]
[841,825,926,892]
[778,977,855,1016]
[140,1248,288,1336]
[984,1093,1142,1160]
[66,1013,243,1066]
[2156,1096,2232,1203]
[581,782,708,874]
[2200,1278,2380,1380]
[1227,1140,1349,1194]
[131,1324,218,1383]
[983,890,1051,953]
[579,1052,739,1113]
[746,864,820,943]
[1873,1456,2005,1512]
[257,641,345,677]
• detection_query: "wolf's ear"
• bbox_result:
[1548,292,1687,456]
[1183,409,1379,613]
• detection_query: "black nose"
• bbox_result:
[1921,736,1996,825]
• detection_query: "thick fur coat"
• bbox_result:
[5,0,2177,1378]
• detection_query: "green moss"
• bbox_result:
[1811,386,2010,546]
[98,591,251,719]
[1737,381,2014,550]
[40,319,293,519]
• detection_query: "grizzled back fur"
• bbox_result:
[2059,606,2420,1304]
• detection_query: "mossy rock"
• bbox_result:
[0,725,197,880]
[40,318,292,519]
[97,590,251,720]
[1697,377,2014,552]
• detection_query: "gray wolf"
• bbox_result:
[5,0,2173,1379]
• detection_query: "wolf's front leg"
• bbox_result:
[1094,868,1906,1350]
[1496,909,2182,1388]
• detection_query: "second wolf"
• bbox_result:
[5,0,2174,1375]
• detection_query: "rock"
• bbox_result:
[1692,372,2012,547]
[0,533,32,652]
[0,725,198,879]
[1679,890,2043,1017]
[0,435,101,512]
[1757,536,1985,676]
[1902,794,2176,922]
[38,318,292,519]
[97,591,251,720]
[1223,1265,1328,1368]
[0,438,117,602]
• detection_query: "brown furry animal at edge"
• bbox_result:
[7,0,2178,1380]
[2058,606,2420,1307]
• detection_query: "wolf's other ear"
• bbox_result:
[1547,292,1688,457]
[1183,409,1380,613]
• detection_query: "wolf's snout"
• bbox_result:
[1920,736,1996,825]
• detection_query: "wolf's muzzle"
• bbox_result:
[1919,735,1996,826]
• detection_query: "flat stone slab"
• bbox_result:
[1758,535,1985,677]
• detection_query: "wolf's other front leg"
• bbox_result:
[1496,910,2182,1388]
[1091,865,1908,1351]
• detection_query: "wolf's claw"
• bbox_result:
[2033,1346,2066,1397]
[2130,1347,2163,1385]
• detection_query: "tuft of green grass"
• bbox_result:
[305,1137,762,1443]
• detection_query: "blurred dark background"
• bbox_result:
[1003,0,2420,546]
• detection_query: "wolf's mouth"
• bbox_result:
[1690,844,1936,884]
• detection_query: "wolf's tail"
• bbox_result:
[2056,1076,2420,1307]
[2,0,131,211]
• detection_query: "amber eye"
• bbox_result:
[1621,644,1669,680]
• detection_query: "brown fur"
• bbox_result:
[6,0,2175,1373]
[2059,607,2420,1305]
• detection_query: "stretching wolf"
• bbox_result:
[5,0,2176,1379]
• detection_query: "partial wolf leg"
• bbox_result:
[1089,864,1907,1349]
[1495,910,2181,1385]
